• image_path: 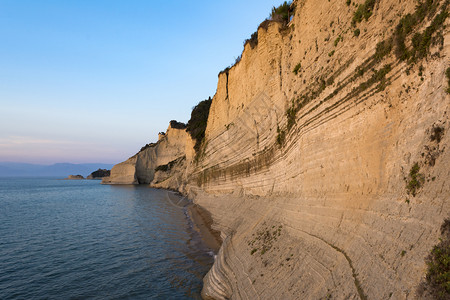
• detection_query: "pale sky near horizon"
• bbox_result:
[0,0,285,165]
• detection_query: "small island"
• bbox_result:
[64,169,110,180]
[87,169,110,180]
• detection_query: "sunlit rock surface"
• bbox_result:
[106,0,450,298]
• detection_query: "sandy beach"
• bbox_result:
[187,203,222,253]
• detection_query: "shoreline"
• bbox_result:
[186,203,222,254]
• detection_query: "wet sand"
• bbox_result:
[187,203,222,253]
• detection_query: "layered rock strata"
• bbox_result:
[106,0,450,298]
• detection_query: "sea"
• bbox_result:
[0,177,214,299]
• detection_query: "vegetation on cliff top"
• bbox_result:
[220,1,294,75]
[169,120,187,129]
[138,142,157,153]
[244,1,293,49]
[270,1,291,23]
[186,97,213,153]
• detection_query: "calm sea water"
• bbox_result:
[0,177,214,299]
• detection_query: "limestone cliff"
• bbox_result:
[107,0,450,298]
[102,122,193,185]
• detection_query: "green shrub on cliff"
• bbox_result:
[276,126,286,147]
[293,62,301,75]
[186,97,213,153]
[352,0,377,26]
[418,219,450,299]
[286,105,296,131]
[410,8,448,60]
[394,0,447,62]
[406,162,424,196]
[446,67,450,94]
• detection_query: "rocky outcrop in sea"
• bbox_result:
[87,169,110,180]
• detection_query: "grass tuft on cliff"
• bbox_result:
[186,97,213,153]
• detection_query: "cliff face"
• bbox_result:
[107,0,449,298]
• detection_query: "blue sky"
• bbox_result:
[0,0,285,164]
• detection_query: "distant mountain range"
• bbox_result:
[0,162,115,177]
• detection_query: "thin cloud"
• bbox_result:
[0,136,77,146]
[0,135,127,164]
